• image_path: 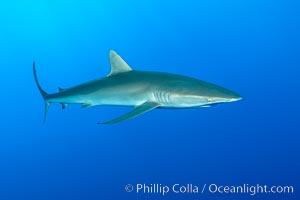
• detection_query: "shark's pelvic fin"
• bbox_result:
[98,101,160,124]
[61,103,68,109]
[108,50,132,76]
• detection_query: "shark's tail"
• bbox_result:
[33,62,50,123]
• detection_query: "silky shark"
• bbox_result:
[33,50,242,124]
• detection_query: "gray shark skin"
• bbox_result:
[33,50,242,124]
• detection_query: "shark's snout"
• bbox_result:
[228,95,242,102]
[227,91,242,102]
[210,88,242,103]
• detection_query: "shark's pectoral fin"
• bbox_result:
[98,102,160,124]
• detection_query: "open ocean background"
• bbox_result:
[0,1,299,199]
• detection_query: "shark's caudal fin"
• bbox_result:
[33,62,50,123]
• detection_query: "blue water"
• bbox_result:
[0,1,299,199]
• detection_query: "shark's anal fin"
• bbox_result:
[98,102,160,124]
[81,103,92,108]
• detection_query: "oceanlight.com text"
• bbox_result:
[124,183,294,196]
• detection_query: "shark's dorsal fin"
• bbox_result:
[108,50,132,76]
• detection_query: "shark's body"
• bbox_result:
[34,50,242,124]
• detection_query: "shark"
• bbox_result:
[33,50,242,124]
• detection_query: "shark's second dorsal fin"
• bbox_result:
[58,87,64,92]
[108,50,132,76]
